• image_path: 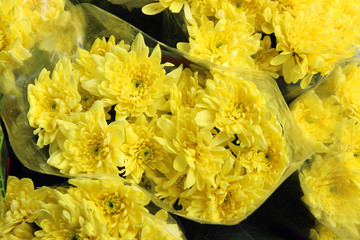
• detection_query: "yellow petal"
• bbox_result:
[142,3,166,15]
[173,154,187,172]
[270,52,292,66]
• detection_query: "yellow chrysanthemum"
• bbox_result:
[73,36,130,111]
[142,0,191,15]
[0,0,34,73]
[310,221,344,240]
[290,91,342,147]
[270,6,358,88]
[168,67,205,115]
[195,72,267,149]
[254,35,281,78]
[300,153,360,240]
[34,188,109,239]
[82,33,183,120]
[230,121,289,186]
[47,101,123,175]
[155,108,232,192]
[68,178,150,238]
[140,210,184,240]
[0,177,37,239]
[1,222,35,240]
[333,63,360,119]
[27,57,82,148]
[184,174,265,223]
[177,15,260,68]
[119,115,171,184]
[214,0,277,34]
[19,0,84,56]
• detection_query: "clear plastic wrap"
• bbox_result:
[0,175,186,239]
[293,58,360,239]
[1,1,315,225]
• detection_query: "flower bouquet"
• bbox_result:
[0,0,360,239]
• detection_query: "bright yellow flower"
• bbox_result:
[290,91,342,147]
[1,222,35,240]
[184,174,265,223]
[214,0,277,34]
[168,67,205,115]
[333,62,360,120]
[119,115,171,184]
[82,33,183,120]
[47,101,123,175]
[230,121,289,186]
[27,57,82,148]
[155,108,232,192]
[254,35,281,78]
[142,0,191,15]
[0,0,34,73]
[270,6,358,88]
[177,15,260,68]
[0,177,37,238]
[34,188,109,239]
[140,210,184,240]
[195,72,267,149]
[68,178,150,238]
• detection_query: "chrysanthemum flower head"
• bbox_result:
[119,115,171,184]
[27,56,82,147]
[155,108,232,192]
[82,33,183,120]
[333,62,360,119]
[0,177,37,237]
[195,72,267,149]
[290,91,342,147]
[34,188,109,239]
[47,101,124,175]
[300,153,360,239]
[68,178,150,238]
[177,15,260,68]
[0,0,34,73]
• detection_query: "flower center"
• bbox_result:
[103,195,122,215]
[50,101,57,111]
[69,233,79,240]
[139,146,153,164]
[0,28,9,51]
[133,79,142,89]
[93,144,102,156]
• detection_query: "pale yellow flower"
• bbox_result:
[310,221,344,240]
[230,121,289,186]
[119,115,171,184]
[0,0,34,73]
[27,57,82,148]
[184,174,265,223]
[177,15,260,68]
[82,33,183,120]
[19,0,85,56]
[1,222,35,240]
[47,101,124,175]
[68,178,150,238]
[333,62,360,119]
[195,72,268,149]
[290,91,342,147]
[214,0,277,34]
[254,35,281,78]
[155,108,232,192]
[34,188,109,239]
[270,6,358,88]
[0,177,37,238]
[141,210,184,240]
[168,67,205,115]
[300,153,360,240]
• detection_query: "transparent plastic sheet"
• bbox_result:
[0,174,186,239]
[294,58,360,239]
[1,2,315,225]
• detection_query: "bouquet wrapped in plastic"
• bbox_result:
[136,0,360,100]
[291,59,360,239]
[1,0,315,227]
